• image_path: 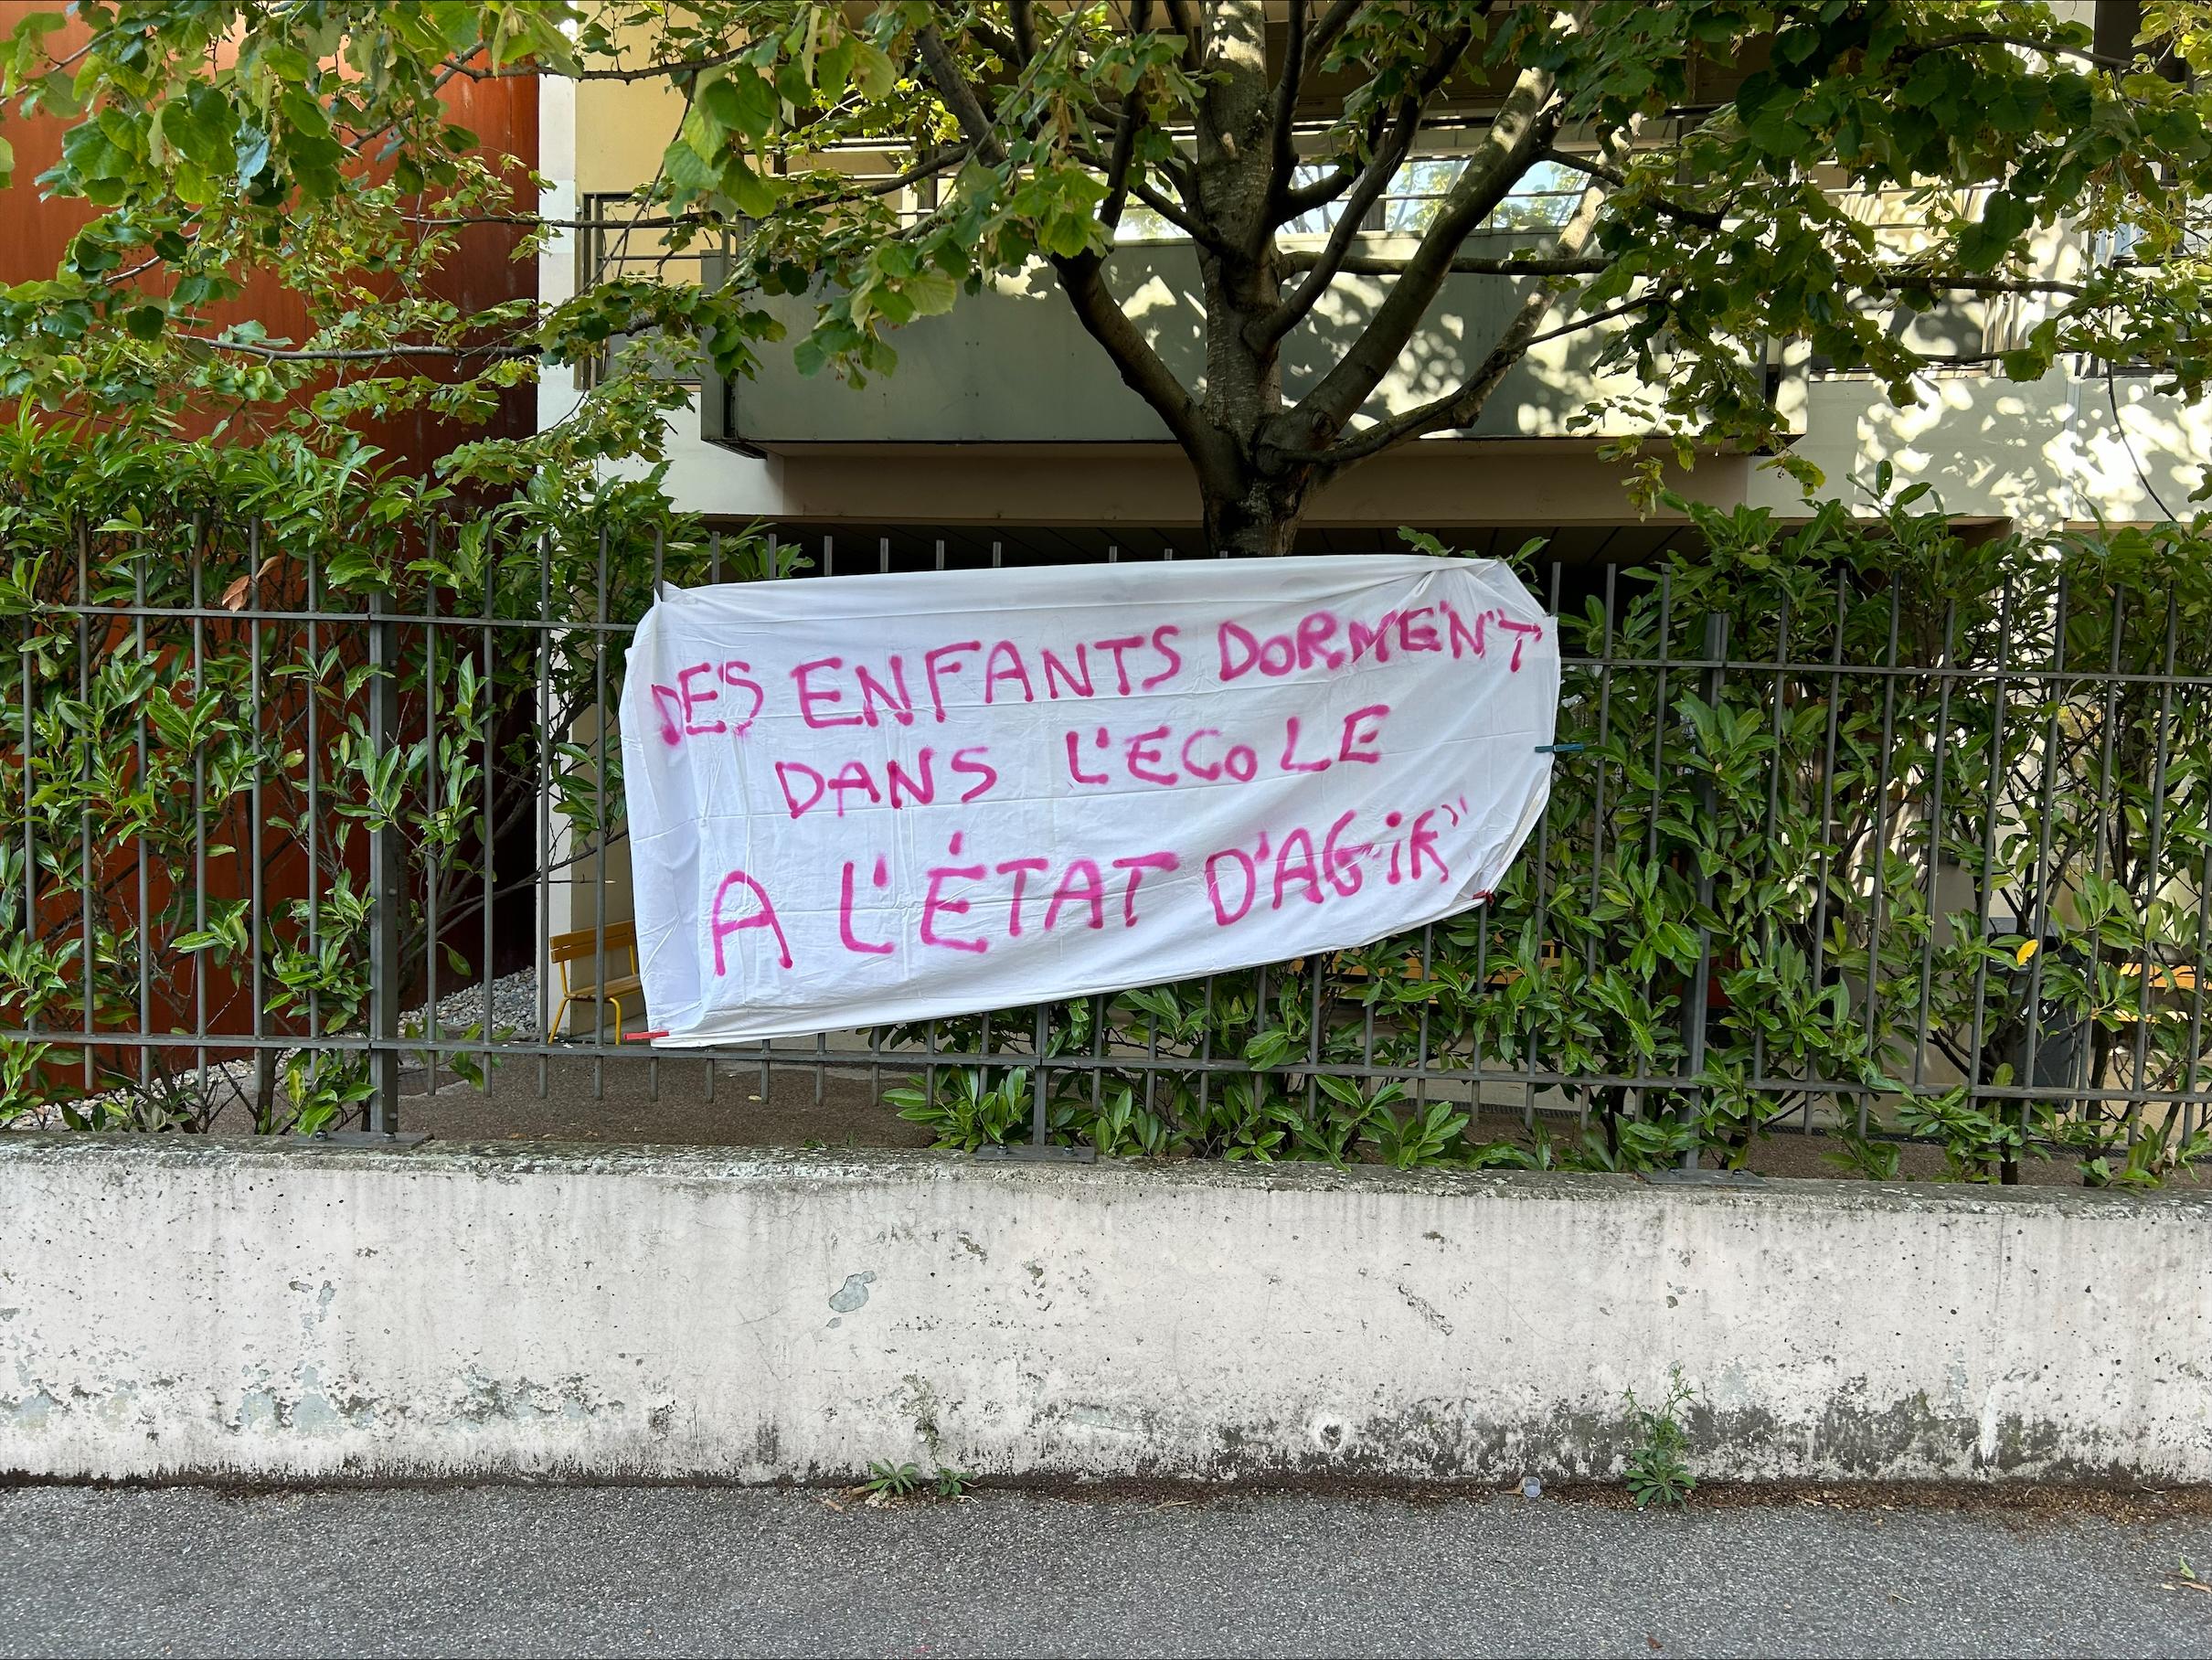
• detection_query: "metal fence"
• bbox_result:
[6,512,2210,1179]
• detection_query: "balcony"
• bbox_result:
[673,154,1790,453]
[701,232,1770,451]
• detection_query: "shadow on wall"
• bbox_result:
[1753,371,2209,528]
[724,239,1712,447]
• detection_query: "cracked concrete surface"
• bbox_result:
[3,1136,2210,1484]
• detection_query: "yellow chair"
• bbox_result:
[549,919,642,1038]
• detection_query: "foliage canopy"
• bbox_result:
[6,3,2212,546]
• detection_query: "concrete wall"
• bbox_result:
[1745,370,2212,532]
[5,1137,2208,1485]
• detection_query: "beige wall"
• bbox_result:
[1747,371,2212,531]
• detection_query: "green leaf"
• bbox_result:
[702,69,779,142]
[661,135,720,206]
[901,271,959,317]
[1040,212,1093,260]
[720,155,781,218]
[851,39,899,99]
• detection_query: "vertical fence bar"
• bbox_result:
[133,531,151,1093]
[304,539,323,1056]
[75,523,92,1092]
[246,522,266,1123]
[1910,599,1959,1094]
[1752,590,1792,1106]
[815,534,836,1110]
[479,523,497,1103]
[1856,576,1903,1137]
[366,597,403,1136]
[1805,581,1849,1022]
[536,533,553,1100]
[647,527,665,1106]
[423,525,441,1081]
[1031,1001,1050,1149]
[1964,580,2017,1116]
[1678,612,1726,1165]
[16,596,32,1056]
[1627,568,1675,1130]
[705,530,723,1111]
[2018,577,2068,1146]
[592,526,610,1102]
[2130,591,2180,1141]
[189,521,209,1105]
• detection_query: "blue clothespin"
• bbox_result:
[1534,742,1585,754]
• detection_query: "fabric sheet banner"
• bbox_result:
[619,555,1558,1044]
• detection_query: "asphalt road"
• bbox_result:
[4,1484,2210,1658]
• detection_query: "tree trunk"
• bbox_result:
[1187,0,1308,556]
[1202,465,1313,557]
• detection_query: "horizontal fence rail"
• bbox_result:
[5,498,2211,1185]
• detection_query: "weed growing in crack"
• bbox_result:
[1623,1367,1698,1509]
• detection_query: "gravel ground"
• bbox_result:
[4,972,547,1131]
[402,968,543,1044]
[4,1484,2211,1658]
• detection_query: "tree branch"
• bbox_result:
[914,25,1010,165]
[1126,177,1222,245]
[1315,293,1661,468]
[1097,0,1155,229]
[1272,104,1388,223]
[1279,250,1614,277]
[1303,0,1368,69]
[1008,0,1040,64]
[1269,0,1311,208]
[1161,0,1206,71]
[1252,25,1476,350]
[1284,60,1564,446]
[914,15,1204,464]
[1310,128,1632,469]
[1901,31,2134,71]
[1048,250,1209,460]
[1542,147,1724,230]
[1271,257,2093,295]
[178,337,535,364]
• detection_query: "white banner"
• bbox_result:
[618,555,1558,1044]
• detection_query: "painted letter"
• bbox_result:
[838,857,894,956]
[774,761,825,820]
[1278,715,1332,774]
[1111,852,1179,928]
[1141,624,1184,690]
[856,655,916,728]
[792,657,862,729]
[1337,703,1390,765]
[951,745,998,803]
[1063,729,1110,786]
[676,662,725,736]
[921,834,988,953]
[996,857,1049,937]
[984,640,1037,705]
[711,870,792,973]
[922,641,982,722]
[1205,847,1257,925]
[1044,858,1107,931]
[1124,726,1177,787]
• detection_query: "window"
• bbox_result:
[575,193,722,388]
[1277,154,1585,239]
